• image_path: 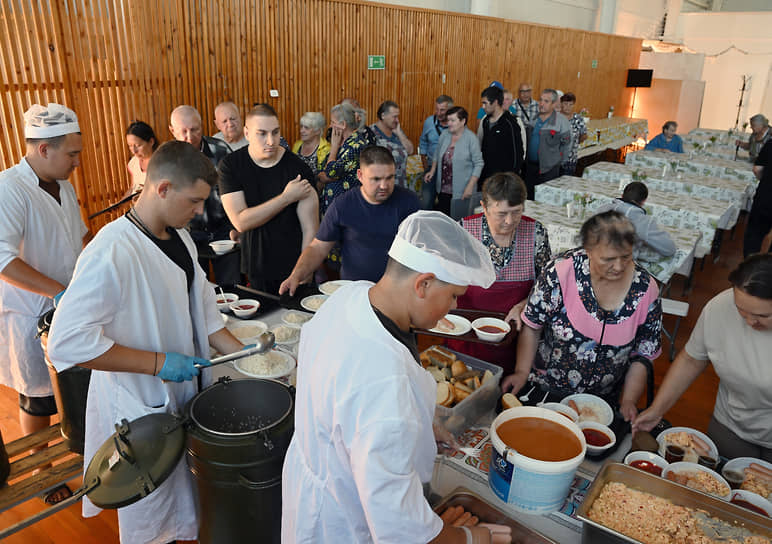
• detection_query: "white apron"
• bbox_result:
[281,282,444,543]
[48,217,223,544]
[0,158,87,396]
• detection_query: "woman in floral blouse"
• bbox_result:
[502,210,662,421]
[447,173,551,372]
[320,103,368,215]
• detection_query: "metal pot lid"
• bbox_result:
[83,413,186,509]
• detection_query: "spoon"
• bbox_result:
[196,331,276,369]
[519,385,536,402]
[536,391,549,406]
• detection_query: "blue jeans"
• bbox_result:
[421,174,436,210]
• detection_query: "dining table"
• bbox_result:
[625,149,757,186]
[534,176,734,258]
[578,117,648,159]
[582,161,755,211]
[523,200,701,284]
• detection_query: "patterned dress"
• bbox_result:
[563,113,587,172]
[322,131,367,215]
[521,248,662,397]
[371,124,408,188]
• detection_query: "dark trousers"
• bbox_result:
[743,213,772,257]
[421,176,437,210]
[524,161,560,200]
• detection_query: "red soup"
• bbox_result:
[582,428,612,447]
[479,325,505,334]
[236,305,254,310]
[630,459,663,476]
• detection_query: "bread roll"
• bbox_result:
[451,360,468,377]
[481,370,495,385]
[501,393,522,410]
[433,345,456,360]
[436,382,452,406]
[454,387,470,402]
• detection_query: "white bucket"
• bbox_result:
[488,406,586,514]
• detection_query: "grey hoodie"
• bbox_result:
[596,199,677,257]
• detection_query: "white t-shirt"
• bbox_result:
[685,288,772,448]
[213,132,247,150]
[127,156,146,193]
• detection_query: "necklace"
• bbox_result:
[127,207,161,240]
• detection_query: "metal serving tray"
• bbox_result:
[432,487,557,544]
[576,462,772,544]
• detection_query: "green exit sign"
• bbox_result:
[591,59,598,69]
[368,55,385,70]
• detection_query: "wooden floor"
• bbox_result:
[0,217,747,542]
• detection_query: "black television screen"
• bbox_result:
[627,69,653,88]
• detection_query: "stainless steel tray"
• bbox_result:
[432,487,557,544]
[576,462,772,544]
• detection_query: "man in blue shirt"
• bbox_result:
[419,95,453,209]
[279,146,420,294]
[645,121,684,153]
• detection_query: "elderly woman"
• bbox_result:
[320,103,369,215]
[124,120,159,195]
[292,112,330,183]
[371,100,414,187]
[645,121,684,153]
[422,106,484,220]
[634,254,772,460]
[502,211,662,420]
[446,173,551,370]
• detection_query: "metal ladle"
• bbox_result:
[196,331,276,369]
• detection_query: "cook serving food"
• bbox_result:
[281,211,512,543]
[634,254,772,462]
[502,210,662,421]
[47,141,246,544]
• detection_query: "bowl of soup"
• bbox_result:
[216,293,238,312]
[579,421,616,455]
[488,406,586,514]
[624,451,669,477]
[729,489,772,517]
[471,317,510,342]
[230,299,260,318]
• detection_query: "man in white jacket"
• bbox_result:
[282,211,503,543]
[596,181,676,258]
[48,141,246,544]
[0,104,89,504]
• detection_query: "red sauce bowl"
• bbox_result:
[579,421,616,454]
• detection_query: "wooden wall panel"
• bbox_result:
[0,0,642,231]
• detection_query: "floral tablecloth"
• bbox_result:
[688,127,748,144]
[579,117,648,151]
[534,176,735,257]
[583,162,755,210]
[524,200,700,283]
[625,150,757,186]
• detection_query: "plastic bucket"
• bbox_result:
[488,406,586,514]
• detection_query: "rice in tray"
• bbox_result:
[588,481,769,544]
[239,351,290,376]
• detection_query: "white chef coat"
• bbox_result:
[0,158,87,396]
[48,216,224,544]
[281,282,444,543]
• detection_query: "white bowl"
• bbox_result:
[624,451,669,476]
[226,320,268,343]
[216,293,238,312]
[541,402,578,423]
[230,298,260,318]
[270,324,301,345]
[656,426,719,464]
[663,462,731,499]
[729,489,772,517]
[470,317,510,342]
[579,421,616,455]
[209,240,237,255]
[235,349,296,379]
[560,393,613,426]
[282,310,313,326]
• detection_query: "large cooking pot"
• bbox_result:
[38,308,91,454]
[186,378,294,544]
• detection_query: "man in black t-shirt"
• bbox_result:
[219,104,319,294]
[744,140,772,256]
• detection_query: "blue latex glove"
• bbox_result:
[52,289,66,307]
[157,352,210,382]
[241,344,256,351]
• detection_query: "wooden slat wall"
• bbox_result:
[0,0,642,231]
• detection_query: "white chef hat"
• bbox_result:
[23,103,80,139]
[388,211,496,288]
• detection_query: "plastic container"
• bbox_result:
[432,348,502,436]
[579,421,616,455]
[488,406,586,513]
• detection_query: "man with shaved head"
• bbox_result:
[169,104,239,284]
[213,101,248,150]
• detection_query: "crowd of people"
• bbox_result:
[1,90,770,544]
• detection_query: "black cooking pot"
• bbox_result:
[186,377,294,544]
